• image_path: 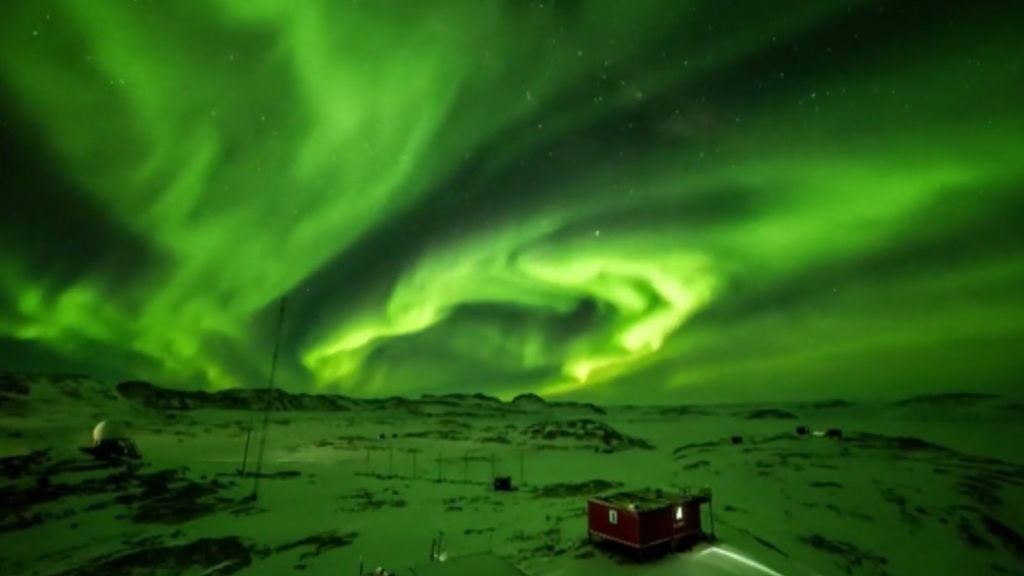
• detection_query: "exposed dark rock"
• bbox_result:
[403,429,468,441]
[522,419,652,451]
[0,373,30,396]
[561,402,607,415]
[682,460,710,470]
[653,405,713,416]
[337,489,406,512]
[800,533,889,574]
[980,514,1024,562]
[958,516,994,550]
[436,418,473,429]
[800,501,874,522]
[120,469,237,525]
[222,470,301,480]
[1,451,238,531]
[751,534,788,557]
[534,479,623,498]
[672,440,723,457]
[848,433,954,454]
[56,536,252,576]
[273,530,358,560]
[0,450,50,480]
[957,473,1005,508]
[877,486,921,527]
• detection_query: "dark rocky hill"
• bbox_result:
[114,379,604,414]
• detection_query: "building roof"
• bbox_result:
[591,487,708,512]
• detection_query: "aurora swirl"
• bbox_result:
[1,1,1021,402]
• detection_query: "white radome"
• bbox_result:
[92,419,127,444]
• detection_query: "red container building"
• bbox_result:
[587,488,712,554]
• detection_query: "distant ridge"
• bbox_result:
[116,380,357,412]
[113,380,604,414]
[0,372,93,396]
[0,373,606,415]
[893,392,1002,407]
[741,408,798,420]
[511,392,546,405]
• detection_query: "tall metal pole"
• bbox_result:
[251,298,287,501]
[239,416,254,475]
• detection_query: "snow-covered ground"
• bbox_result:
[1,375,1022,576]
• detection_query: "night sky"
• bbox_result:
[1,1,1021,403]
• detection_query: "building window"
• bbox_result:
[676,506,684,522]
[608,509,618,525]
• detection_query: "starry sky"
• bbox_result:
[1,1,1022,403]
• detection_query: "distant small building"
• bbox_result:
[493,476,513,492]
[587,488,712,555]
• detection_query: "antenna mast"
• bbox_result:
[250,297,287,501]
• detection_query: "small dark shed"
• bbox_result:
[587,488,712,555]
[493,476,513,491]
[80,438,141,461]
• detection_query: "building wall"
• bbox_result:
[637,507,673,545]
[673,500,703,538]
[639,501,704,545]
[587,501,640,546]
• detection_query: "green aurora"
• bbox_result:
[1,1,1022,402]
